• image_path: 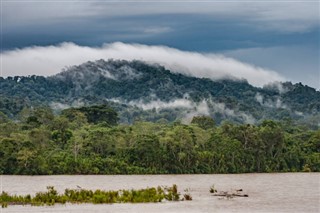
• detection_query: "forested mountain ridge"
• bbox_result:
[0,59,319,126]
[0,59,319,175]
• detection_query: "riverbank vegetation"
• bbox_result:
[0,105,319,174]
[0,185,181,207]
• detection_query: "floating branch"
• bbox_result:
[212,193,249,198]
[210,186,248,199]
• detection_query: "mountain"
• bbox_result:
[0,59,319,126]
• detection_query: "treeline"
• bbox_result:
[0,105,319,175]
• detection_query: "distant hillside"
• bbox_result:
[0,59,319,126]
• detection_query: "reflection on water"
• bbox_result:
[1,173,319,213]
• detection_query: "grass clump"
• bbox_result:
[183,188,192,201]
[1,184,185,208]
[209,185,217,193]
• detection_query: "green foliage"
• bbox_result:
[191,115,215,130]
[0,185,182,207]
[0,107,319,175]
[0,112,9,124]
[209,185,217,193]
[63,105,118,126]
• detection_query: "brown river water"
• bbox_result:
[1,173,319,213]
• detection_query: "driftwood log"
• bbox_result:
[212,193,249,197]
[211,189,249,198]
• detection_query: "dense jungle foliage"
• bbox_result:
[0,105,319,175]
[0,59,319,126]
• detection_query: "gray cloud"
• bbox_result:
[3,1,319,33]
[1,42,285,87]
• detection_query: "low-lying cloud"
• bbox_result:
[1,42,285,87]
[127,99,194,111]
[109,97,255,124]
[255,93,287,109]
[49,100,84,111]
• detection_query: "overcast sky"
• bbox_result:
[1,0,319,89]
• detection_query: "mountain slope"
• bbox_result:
[0,59,319,126]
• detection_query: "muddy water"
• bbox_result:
[1,173,319,213]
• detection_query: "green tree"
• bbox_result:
[191,116,215,130]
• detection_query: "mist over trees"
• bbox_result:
[0,60,319,127]
[0,60,319,174]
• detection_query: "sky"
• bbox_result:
[1,0,319,89]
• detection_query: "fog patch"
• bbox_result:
[255,93,264,105]
[49,100,85,111]
[209,101,256,124]
[49,102,70,111]
[117,96,255,124]
[255,93,287,109]
[128,99,194,111]
[294,111,304,116]
[181,100,210,124]
[263,81,288,94]
[97,67,116,80]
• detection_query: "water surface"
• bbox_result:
[1,173,319,213]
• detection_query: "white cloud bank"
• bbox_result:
[1,42,285,87]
